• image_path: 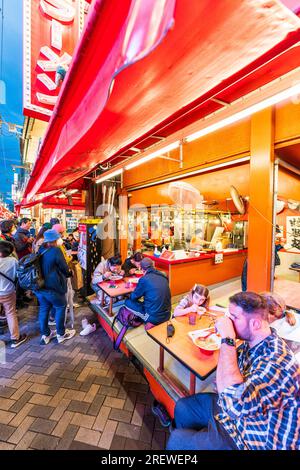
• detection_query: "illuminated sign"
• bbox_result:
[23,0,84,121]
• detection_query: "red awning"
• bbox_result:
[23,0,300,204]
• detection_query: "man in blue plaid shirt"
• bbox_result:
[167,291,300,450]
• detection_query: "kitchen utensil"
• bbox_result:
[230,185,245,215]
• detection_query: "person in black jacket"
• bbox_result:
[122,252,144,276]
[35,229,76,345]
[125,257,171,327]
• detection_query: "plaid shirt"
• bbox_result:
[216,330,300,450]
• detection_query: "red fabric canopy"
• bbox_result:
[23,0,300,204]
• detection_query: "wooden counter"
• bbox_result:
[144,250,247,295]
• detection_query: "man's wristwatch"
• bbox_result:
[221,337,236,347]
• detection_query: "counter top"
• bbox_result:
[143,249,247,265]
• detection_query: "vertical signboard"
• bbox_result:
[23,0,84,121]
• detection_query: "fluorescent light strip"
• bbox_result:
[95,168,123,184]
[186,83,300,143]
[128,156,250,192]
[125,141,180,171]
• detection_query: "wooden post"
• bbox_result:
[248,108,275,291]
[119,191,128,261]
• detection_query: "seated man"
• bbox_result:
[125,257,171,328]
[91,255,124,304]
[122,251,143,276]
[167,291,300,450]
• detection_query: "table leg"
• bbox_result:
[101,290,105,307]
[158,346,164,373]
[189,373,196,395]
[109,297,113,317]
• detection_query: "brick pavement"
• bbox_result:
[0,302,169,450]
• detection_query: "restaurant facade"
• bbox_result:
[19,0,300,421]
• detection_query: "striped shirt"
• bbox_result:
[216,330,300,450]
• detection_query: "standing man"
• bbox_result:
[125,258,171,328]
[14,218,34,260]
[167,291,300,450]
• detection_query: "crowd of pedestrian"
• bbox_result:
[0,217,80,348]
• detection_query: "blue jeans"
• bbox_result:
[35,290,67,336]
[166,393,237,450]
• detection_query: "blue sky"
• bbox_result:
[0,0,22,209]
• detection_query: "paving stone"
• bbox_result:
[68,441,100,450]
[67,400,90,414]
[0,441,16,450]
[93,405,111,432]
[9,403,34,427]
[0,397,15,411]
[15,431,37,450]
[59,370,80,381]
[0,409,15,425]
[0,424,16,441]
[31,433,60,450]
[8,416,35,444]
[61,379,82,390]
[56,424,79,450]
[116,422,142,441]
[103,396,125,410]
[75,427,101,447]
[64,389,86,401]
[124,391,137,412]
[139,414,155,444]
[87,394,105,416]
[29,393,51,405]
[124,438,151,450]
[109,434,126,450]
[71,412,95,429]
[28,405,55,419]
[151,430,167,450]
[9,391,33,413]
[0,386,16,398]
[98,419,118,449]
[29,417,56,435]
[109,408,133,424]
[50,398,71,421]
[52,411,74,438]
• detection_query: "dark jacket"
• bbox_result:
[130,267,171,324]
[122,257,136,276]
[38,246,71,295]
[14,228,33,259]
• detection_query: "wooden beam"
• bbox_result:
[248,108,275,291]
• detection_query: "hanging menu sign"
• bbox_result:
[23,0,84,121]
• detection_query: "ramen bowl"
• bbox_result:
[188,329,221,355]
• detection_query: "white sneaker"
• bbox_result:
[57,328,76,344]
[40,330,57,345]
[81,318,89,329]
[80,323,96,336]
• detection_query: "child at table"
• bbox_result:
[91,255,124,305]
[173,284,210,318]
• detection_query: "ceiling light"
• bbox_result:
[95,168,123,184]
[125,141,180,171]
[186,83,300,143]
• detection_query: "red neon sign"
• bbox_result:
[23,0,84,121]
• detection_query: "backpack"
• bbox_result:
[16,249,49,291]
[111,306,143,350]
